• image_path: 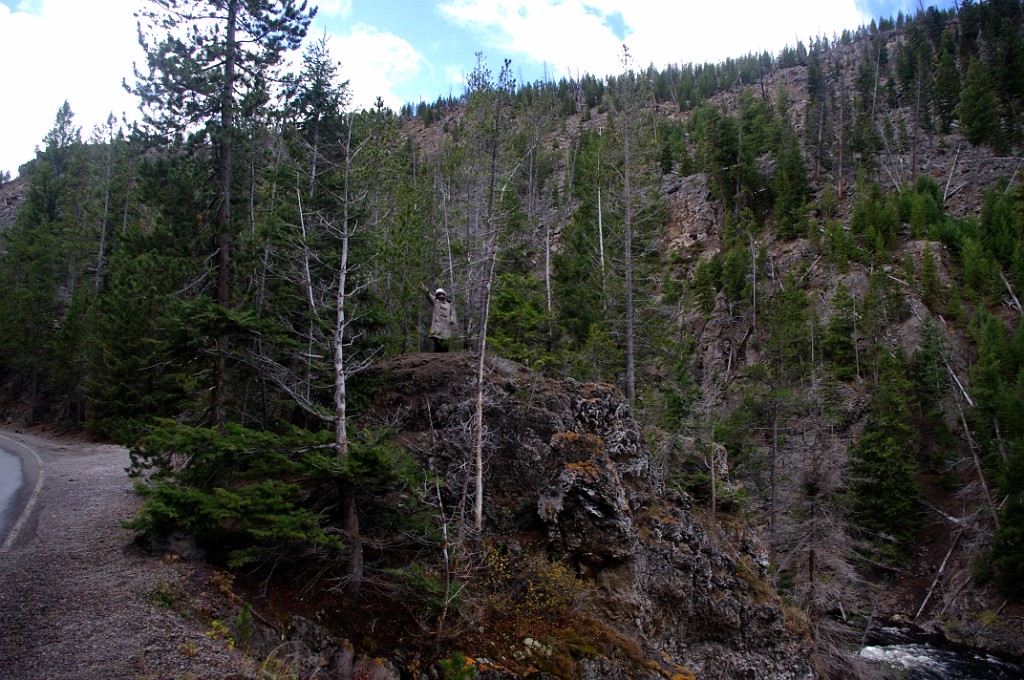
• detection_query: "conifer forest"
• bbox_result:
[4,0,1024,676]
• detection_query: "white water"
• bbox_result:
[861,628,1024,679]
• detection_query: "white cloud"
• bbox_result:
[315,0,352,19]
[439,0,624,79]
[438,0,868,82]
[330,23,426,111]
[445,64,467,88]
[622,1,865,68]
[0,0,143,176]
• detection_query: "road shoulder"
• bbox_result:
[0,429,252,680]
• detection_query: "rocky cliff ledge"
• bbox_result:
[358,352,811,679]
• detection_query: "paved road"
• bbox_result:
[0,433,44,552]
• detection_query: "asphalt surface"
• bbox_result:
[0,432,45,552]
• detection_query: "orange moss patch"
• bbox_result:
[564,459,601,482]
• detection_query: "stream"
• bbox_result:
[860,627,1024,679]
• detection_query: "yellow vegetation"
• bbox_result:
[564,459,601,482]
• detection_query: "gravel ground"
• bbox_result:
[0,429,254,680]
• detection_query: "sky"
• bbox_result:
[0,0,957,178]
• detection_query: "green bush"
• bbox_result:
[437,651,478,680]
[126,421,344,567]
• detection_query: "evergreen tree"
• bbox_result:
[934,29,960,134]
[285,33,350,198]
[690,253,723,314]
[0,103,83,423]
[910,317,955,467]
[736,89,775,217]
[84,236,187,439]
[970,311,1010,426]
[822,283,858,381]
[919,243,942,312]
[765,274,812,382]
[722,245,751,311]
[805,49,830,182]
[851,177,899,253]
[993,443,1024,597]
[488,272,552,368]
[848,356,921,561]
[773,131,810,239]
[128,0,315,427]
[980,182,1020,267]
[989,17,1024,148]
[690,104,740,211]
[961,236,996,299]
[959,59,1003,151]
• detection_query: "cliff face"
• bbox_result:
[361,352,811,679]
[0,174,27,236]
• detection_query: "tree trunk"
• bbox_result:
[912,70,922,182]
[770,406,779,563]
[341,490,362,598]
[959,410,1001,530]
[469,65,511,545]
[337,118,362,597]
[838,76,846,200]
[545,216,552,315]
[211,0,239,431]
[815,95,825,184]
[709,444,717,525]
[93,125,113,297]
[598,181,607,313]
[334,228,349,459]
[309,114,320,198]
[623,100,636,406]
[750,232,757,331]
[472,245,499,544]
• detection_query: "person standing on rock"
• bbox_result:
[423,284,458,352]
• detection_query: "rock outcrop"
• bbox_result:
[362,352,812,679]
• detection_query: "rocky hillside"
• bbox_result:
[647,28,1024,657]
[283,353,812,678]
[5,2,1024,676]
[0,174,26,234]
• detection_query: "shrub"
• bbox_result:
[126,421,344,567]
[481,549,584,634]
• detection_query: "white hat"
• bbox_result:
[435,288,446,297]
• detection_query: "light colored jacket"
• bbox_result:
[428,295,458,339]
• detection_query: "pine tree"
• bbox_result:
[0,103,83,422]
[959,59,1003,150]
[488,272,551,368]
[609,47,642,405]
[993,433,1024,598]
[764,274,812,381]
[285,33,350,199]
[773,131,810,239]
[970,312,1009,426]
[848,356,921,561]
[84,235,187,439]
[980,183,1020,267]
[919,243,942,312]
[822,283,858,381]
[128,0,315,427]
[989,17,1024,148]
[934,29,960,134]
[910,317,954,467]
[961,236,996,299]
